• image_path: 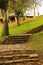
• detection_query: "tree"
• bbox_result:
[9,0,33,25]
[31,0,41,16]
[0,0,9,36]
[32,0,39,16]
[9,0,23,25]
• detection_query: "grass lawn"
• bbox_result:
[9,15,43,35]
[26,31,43,50]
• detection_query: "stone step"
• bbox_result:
[0,49,39,65]
[0,58,39,64]
[0,50,35,55]
[8,34,30,38]
[0,61,4,65]
[2,34,32,44]
[4,37,28,44]
[4,40,28,44]
[29,54,38,58]
[7,36,29,39]
[6,39,28,41]
[5,41,28,44]
[3,54,38,58]
[0,54,38,60]
[5,35,30,40]
[4,39,28,41]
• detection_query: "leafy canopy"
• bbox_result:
[0,0,8,10]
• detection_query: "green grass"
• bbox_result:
[26,31,43,50]
[0,36,8,44]
[0,15,43,36]
[9,15,43,35]
[0,24,3,36]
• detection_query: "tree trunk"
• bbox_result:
[16,16,20,26]
[34,6,36,16]
[23,16,26,20]
[33,3,36,17]
[2,10,9,36]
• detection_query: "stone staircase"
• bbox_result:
[1,34,40,65]
[0,50,39,65]
[2,34,32,44]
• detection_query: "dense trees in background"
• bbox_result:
[0,0,9,36]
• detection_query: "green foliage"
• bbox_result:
[8,0,33,16]
[8,0,34,25]
[15,9,23,17]
[0,0,8,10]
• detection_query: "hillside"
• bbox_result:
[0,15,43,44]
[9,15,43,35]
[0,15,43,36]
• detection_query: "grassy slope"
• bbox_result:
[0,15,43,36]
[0,15,43,48]
[26,31,43,50]
[9,15,43,35]
[25,16,43,50]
